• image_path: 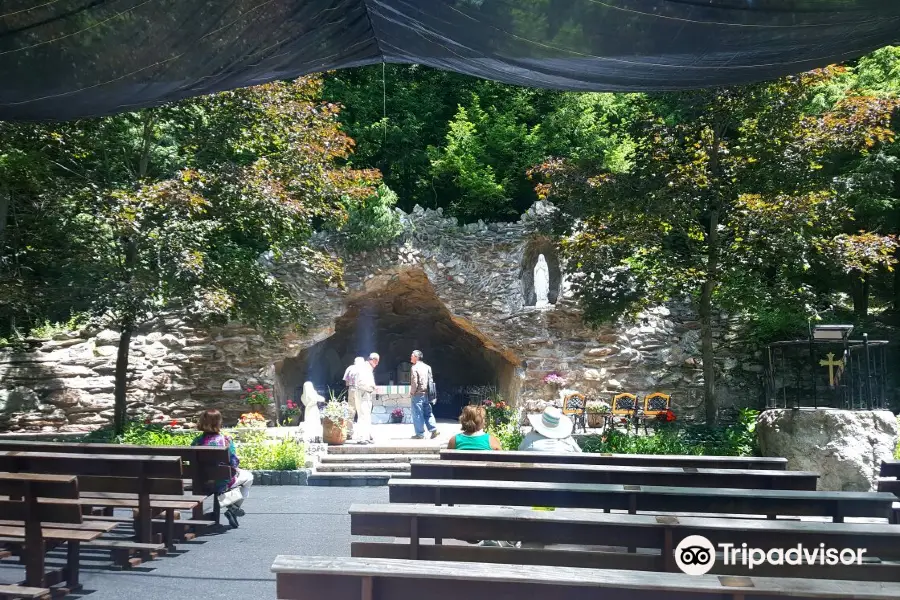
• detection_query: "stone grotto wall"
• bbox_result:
[0,202,767,432]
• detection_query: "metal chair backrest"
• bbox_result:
[643,392,671,417]
[611,393,637,415]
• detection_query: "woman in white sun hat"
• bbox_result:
[518,405,583,453]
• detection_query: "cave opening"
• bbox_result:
[275,270,520,422]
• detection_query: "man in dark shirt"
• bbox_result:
[409,349,439,439]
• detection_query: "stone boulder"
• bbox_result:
[756,409,898,492]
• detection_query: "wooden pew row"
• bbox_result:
[388,479,895,522]
[350,503,900,581]
[271,555,900,600]
[0,472,102,596]
[439,449,788,470]
[411,460,819,490]
[0,440,230,523]
[880,460,900,478]
[0,451,184,562]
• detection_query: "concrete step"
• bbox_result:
[319,454,413,464]
[328,444,442,455]
[316,462,411,473]
[307,471,411,487]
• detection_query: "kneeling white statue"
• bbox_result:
[300,381,323,443]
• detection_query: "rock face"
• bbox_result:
[0,201,764,432]
[756,409,899,491]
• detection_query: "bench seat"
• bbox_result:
[389,478,895,521]
[0,584,50,600]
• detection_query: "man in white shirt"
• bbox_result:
[409,350,439,439]
[354,352,379,444]
[343,357,364,427]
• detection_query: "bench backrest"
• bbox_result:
[0,440,229,484]
[412,460,818,490]
[0,472,82,524]
[349,503,900,578]
[271,555,900,600]
[439,449,788,470]
[0,451,183,479]
[389,478,894,520]
[881,460,900,478]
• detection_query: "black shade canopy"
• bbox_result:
[1,0,899,121]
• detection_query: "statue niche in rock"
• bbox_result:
[534,254,551,308]
[300,381,323,443]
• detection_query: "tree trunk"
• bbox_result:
[701,124,723,426]
[893,251,900,314]
[851,275,870,320]
[112,323,134,435]
[700,206,720,426]
[112,113,155,436]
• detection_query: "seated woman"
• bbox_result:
[447,405,502,451]
[192,409,253,529]
[518,406,583,453]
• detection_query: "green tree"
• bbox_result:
[0,77,378,433]
[535,69,897,424]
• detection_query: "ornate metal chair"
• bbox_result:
[611,393,639,433]
[562,392,587,433]
[641,392,671,433]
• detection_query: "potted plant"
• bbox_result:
[242,385,272,413]
[322,395,350,445]
[280,399,301,426]
[389,407,404,424]
[586,400,611,428]
[542,372,567,389]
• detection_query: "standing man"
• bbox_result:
[343,357,365,437]
[354,352,379,444]
[410,350,439,440]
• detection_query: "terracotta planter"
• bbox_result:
[323,417,348,445]
[587,412,607,429]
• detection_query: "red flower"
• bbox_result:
[170,420,178,427]
[255,385,264,391]
[144,418,151,425]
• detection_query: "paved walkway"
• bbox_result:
[0,486,388,600]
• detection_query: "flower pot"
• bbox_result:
[389,414,403,424]
[587,412,606,429]
[322,417,348,445]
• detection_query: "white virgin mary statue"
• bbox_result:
[534,254,550,308]
[300,381,323,442]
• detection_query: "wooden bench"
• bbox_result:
[0,451,186,561]
[350,503,900,581]
[439,449,788,470]
[412,460,818,490]
[877,460,900,524]
[880,460,900,478]
[0,472,100,595]
[270,555,900,600]
[389,478,895,522]
[0,440,230,523]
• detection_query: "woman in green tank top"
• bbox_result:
[447,405,502,451]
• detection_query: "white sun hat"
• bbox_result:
[527,405,574,439]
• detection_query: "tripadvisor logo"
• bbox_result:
[674,535,868,576]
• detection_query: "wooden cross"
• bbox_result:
[819,352,844,388]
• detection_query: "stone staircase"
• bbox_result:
[308,443,442,486]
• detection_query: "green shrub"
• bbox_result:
[235,433,305,471]
[895,416,900,460]
[81,420,195,446]
[579,409,760,457]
